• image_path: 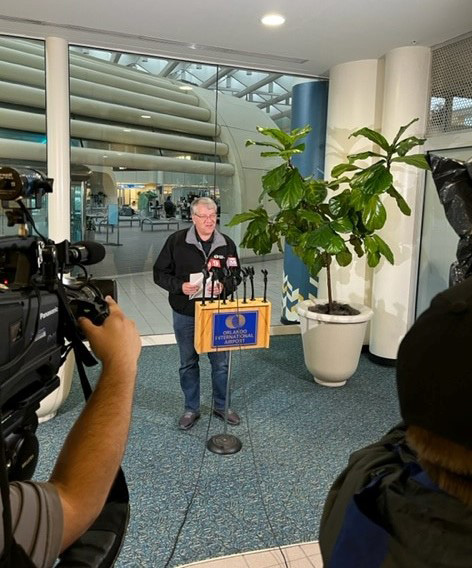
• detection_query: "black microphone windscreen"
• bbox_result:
[72,241,106,265]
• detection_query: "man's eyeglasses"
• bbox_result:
[193,213,217,221]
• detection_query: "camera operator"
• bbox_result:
[0,297,141,567]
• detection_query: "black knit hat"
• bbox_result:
[397,277,472,449]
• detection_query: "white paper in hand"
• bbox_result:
[189,272,220,300]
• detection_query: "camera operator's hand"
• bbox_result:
[50,297,141,551]
[78,297,141,372]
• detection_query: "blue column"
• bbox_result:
[281,80,328,323]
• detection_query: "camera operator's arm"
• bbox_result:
[49,298,141,551]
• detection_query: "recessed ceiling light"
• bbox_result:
[140,114,151,119]
[261,13,285,26]
[123,128,132,132]
[179,85,193,91]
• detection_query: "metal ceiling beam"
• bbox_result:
[200,67,234,88]
[271,109,292,121]
[257,91,292,108]
[159,60,180,77]
[235,73,283,98]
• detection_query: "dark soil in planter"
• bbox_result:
[308,301,361,316]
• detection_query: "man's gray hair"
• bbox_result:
[191,197,217,215]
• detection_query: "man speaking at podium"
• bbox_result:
[153,197,241,430]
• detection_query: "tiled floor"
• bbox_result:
[115,258,286,336]
[178,542,323,568]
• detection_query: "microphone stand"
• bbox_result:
[207,271,242,456]
[241,268,248,303]
[261,269,268,303]
[201,268,209,306]
[248,266,255,301]
[221,268,230,305]
[210,269,216,302]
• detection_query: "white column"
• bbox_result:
[321,59,384,307]
[369,46,431,360]
[46,36,71,242]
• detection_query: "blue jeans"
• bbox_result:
[172,310,229,413]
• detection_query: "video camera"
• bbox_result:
[0,166,114,482]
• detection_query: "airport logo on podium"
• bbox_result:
[212,311,258,347]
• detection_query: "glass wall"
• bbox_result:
[65,46,322,334]
[0,36,325,334]
[0,36,47,237]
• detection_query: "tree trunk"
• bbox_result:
[327,263,333,314]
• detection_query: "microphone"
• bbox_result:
[221,267,231,304]
[201,267,210,305]
[68,241,106,266]
[209,266,221,302]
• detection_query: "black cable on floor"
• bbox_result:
[232,283,290,568]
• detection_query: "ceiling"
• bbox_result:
[0,0,471,77]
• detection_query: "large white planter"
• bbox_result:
[297,299,373,387]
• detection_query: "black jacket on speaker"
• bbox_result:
[153,225,240,317]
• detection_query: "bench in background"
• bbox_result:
[140,218,179,231]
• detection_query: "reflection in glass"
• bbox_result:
[0,37,47,237]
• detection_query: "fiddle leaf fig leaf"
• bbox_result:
[386,186,411,216]
[306,180,328,204]
[362,196,387,230]
[367,250,381,267]
[350,235,364,257]
[298,210,324,226]
[227,208,267,227]
[351,164,392,196]
[329,189,352,217]
[394,136,426,156]
[260,151,285,157]
[350,127,390,152]
[364,235,378,254]
[350,187,366,210]
[392,118,419,146]
[331,162,358,178]
[245,139,284,151]
[330,217,353,233]
[336,249,353,267]
[347,151,384,163]
[373,234,394,264]
[262,164,287,192]
[306,225,345,253]
[391,154,430,169]
[277,168,304,209]
[256,126,294,147]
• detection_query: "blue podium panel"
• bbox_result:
[212,311,258,348]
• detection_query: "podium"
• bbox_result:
[194,298,271,354]
[194,298,271,455]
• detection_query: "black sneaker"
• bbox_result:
[178,411,200,430]
[213,408,240,425]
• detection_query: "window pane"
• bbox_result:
[0,36,47,237]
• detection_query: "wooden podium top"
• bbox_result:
[194,298,271,353]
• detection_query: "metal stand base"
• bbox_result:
[207,434,242,455]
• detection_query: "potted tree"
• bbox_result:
[228,119,429,386]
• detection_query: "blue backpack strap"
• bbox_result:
[328,475,389,568]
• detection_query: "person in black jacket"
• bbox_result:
[319,277,472,568]
[153,197,241,430]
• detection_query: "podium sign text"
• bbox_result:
[194,299,271,354]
